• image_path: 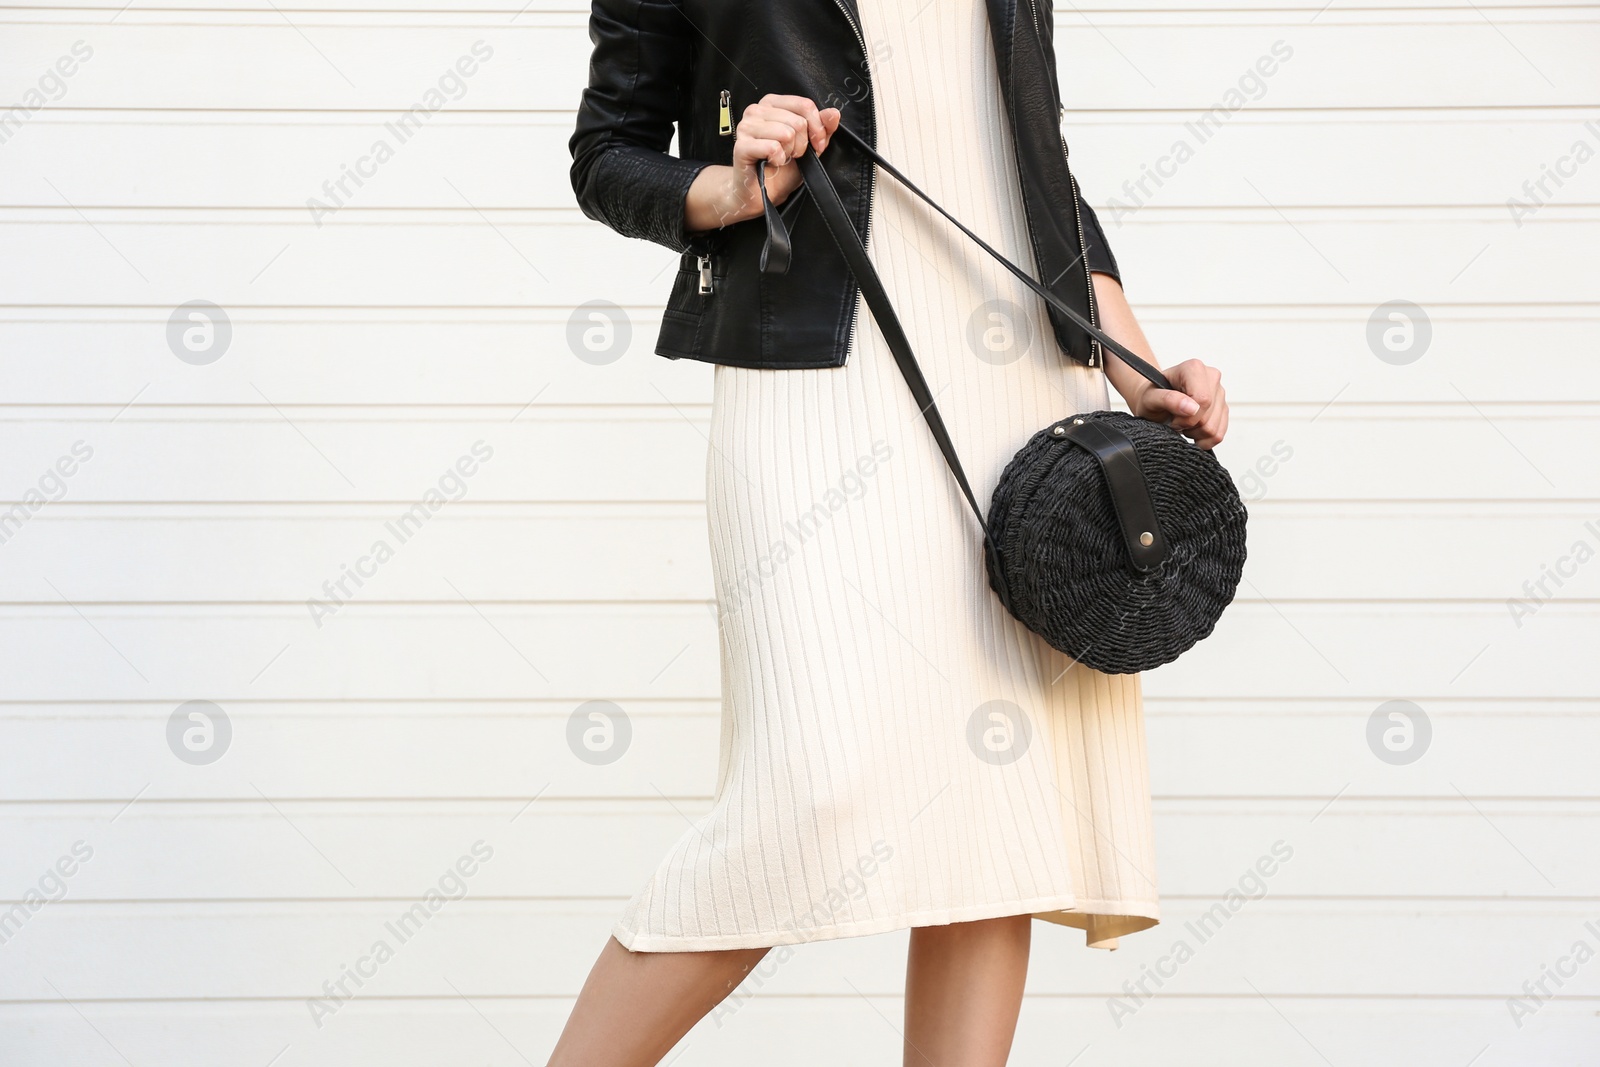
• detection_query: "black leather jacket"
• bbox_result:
[569,0,1121,371]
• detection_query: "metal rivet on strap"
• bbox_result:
[1051,425,1065,436]
[1139,532,1154,547]
[1073,418,1085,425]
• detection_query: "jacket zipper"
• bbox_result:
[831,0,877,357]
[1027,0,1102,367]
[1060,109,1101,367]
[699,89,736,295]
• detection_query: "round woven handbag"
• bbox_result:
[985,410,1248,673]
[781,134,1248,674]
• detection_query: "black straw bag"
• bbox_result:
[763,128,1247,674]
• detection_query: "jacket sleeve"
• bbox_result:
[1079,198,1121,283]
[568,0,712,254]
[1033,0,1122,283]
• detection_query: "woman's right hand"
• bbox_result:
[686,95,841,233]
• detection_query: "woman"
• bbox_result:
[560,1,1227,1063]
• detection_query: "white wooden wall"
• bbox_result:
[1,1,1596,1063]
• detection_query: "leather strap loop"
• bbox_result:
[1056,419,1168,572]
[755,160,793,275]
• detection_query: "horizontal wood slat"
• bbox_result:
[0,701,1594,800]
[0,215,1592,307]
[2,18,1595,110]
[3,112,1595,209]
[0,602,1587,699]
[0,412,1589,505]
[0,999,1590,1067]
[0,503,1593,602]
[1,798,1590,900]
[2,900,1598,1001]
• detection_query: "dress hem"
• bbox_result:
[612,894,1161,954]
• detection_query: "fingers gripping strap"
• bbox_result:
[795,148,991,534]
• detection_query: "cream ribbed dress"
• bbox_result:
[613,0,1160,953]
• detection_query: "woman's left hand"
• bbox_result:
[1126,359,1228,449]
[1092,274,1229,450]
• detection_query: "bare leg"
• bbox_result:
[548,936,770,1067]
[903,915,1032,1067]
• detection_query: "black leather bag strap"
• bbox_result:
[788,125,1174,393]
[772,154,991,532]
[780,136,1175,571]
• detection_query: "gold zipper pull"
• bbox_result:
[718,89,733,136]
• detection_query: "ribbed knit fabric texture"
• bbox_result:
[612,0,1160,953]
